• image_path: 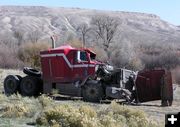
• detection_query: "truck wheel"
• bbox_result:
[4,75,20,95]
[20,76,40,96]
[82,81,104,102]
[16,75,23,93]
[23,67,41,77]
[16,75,22,81]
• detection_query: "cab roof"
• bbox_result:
[40,45,96,57]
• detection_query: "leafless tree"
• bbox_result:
[0,32,16,48]
[140,50,180,70]
[13,30,24,46]
[28,30,41,43]
[91,15,119,53]
[76,23,91,47]
[0,43,23,69]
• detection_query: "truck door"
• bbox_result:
[72,50,89,80]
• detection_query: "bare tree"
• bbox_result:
[13,30,24,46]
[76,23,91,47]
[28,30,41,43]
[0,32,16,48]
[91,15,119,53]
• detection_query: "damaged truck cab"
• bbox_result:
[4,45,173,106]
[40,45,99,96]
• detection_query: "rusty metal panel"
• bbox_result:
[135,69,165,102]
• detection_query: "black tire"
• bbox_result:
[16,75,23,93]
[4,75,20,95]
[82,80,104,102]
[23,67,41,77]
[16,75,23,81]
[20,76,41,96]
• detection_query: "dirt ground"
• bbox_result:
[0,68,180,126]
[137,84,180,124]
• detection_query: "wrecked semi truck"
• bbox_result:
[4,45,173,106]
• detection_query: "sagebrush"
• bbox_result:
[36,101,161,127]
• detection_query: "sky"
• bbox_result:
[0,0,179,25]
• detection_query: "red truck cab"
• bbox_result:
[40,45,99,95]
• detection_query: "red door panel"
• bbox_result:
[136,70,165,102]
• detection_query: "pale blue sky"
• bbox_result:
[0,0,179,25]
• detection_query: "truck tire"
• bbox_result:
[16,75,23,93]
[20,76,40,96]
[4,75,20,95]
[82,80,104,102]
[23,67,41,77]
[16,75,22,81]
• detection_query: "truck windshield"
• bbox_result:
[80,51,87,61]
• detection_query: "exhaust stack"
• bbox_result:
[51,36,56,49]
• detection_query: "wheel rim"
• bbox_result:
[86,87,98,98]
[23,80,34,93]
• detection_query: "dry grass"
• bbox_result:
[38,94,54,108]
[0,91,160,127]
[0,94,41,118]
[0,69,164,127]
[0,91,163,127]
[36,101,161,127]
